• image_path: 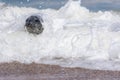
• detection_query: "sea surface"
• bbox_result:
[0,0,120,70]
[0,0,120,11]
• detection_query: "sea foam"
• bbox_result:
[0,0,120,70]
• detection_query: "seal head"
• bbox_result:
[25,15,44,34]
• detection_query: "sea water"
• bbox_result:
[0,0,120,70]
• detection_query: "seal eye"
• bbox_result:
[35,20,39,22]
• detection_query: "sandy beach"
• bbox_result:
[0,62,119,80]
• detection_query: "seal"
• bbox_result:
[25,15,44,34]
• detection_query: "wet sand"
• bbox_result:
[0,62,120,80]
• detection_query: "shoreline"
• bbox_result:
[0,62,120,80]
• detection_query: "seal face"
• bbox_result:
[25,16,44,34]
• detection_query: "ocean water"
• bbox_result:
[0,0,120,70]
[1,0,120,11]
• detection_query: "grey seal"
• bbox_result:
[25,15,44,34]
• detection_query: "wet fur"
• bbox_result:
[25,16,44,34]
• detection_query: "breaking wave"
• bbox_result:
[0,0,120,70]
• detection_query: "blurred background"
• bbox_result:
[0,0,120,11]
